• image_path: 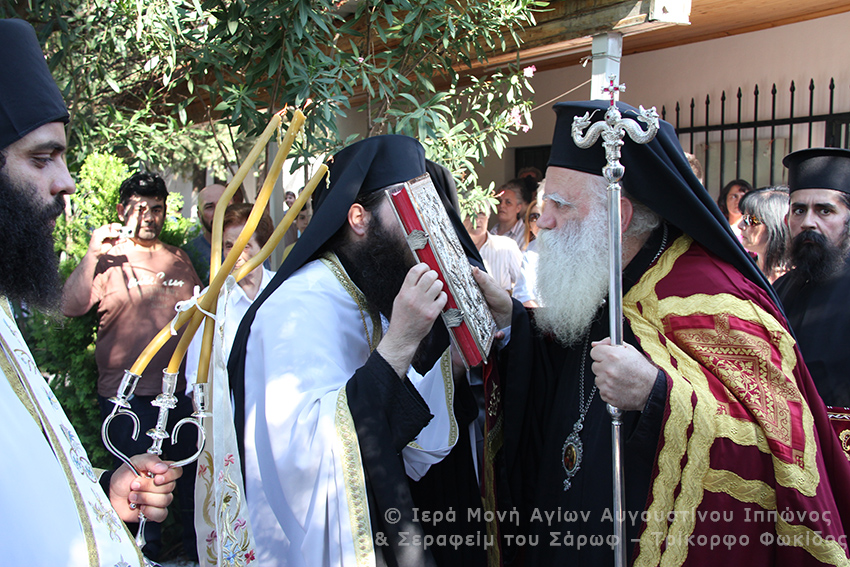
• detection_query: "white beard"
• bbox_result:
[534,199,610,346]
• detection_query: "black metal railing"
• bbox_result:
[664,79,850,193]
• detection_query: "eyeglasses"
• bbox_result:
[741,214,762,227]
[528,212,540,222]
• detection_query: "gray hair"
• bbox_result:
[739,186,790,274]
[587,175,662,238]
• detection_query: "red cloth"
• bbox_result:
[827,407,850,462]
[627,236,850,566]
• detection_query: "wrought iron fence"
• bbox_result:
[665,78,850,195]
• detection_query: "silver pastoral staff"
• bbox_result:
[571,77,659,567]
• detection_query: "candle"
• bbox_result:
[235,164,327,279]
[209,111,284,279]
[165,308,205,375]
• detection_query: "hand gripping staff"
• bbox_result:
[571,77,658,567]
[101,109,326,566]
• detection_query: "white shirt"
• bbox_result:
[513,239,540,305]
[479,233,523,293]
[490,218,526,249]
[185,267,274,389]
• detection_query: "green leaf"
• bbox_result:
[105,75,120,93]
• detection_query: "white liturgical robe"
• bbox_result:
[0,299,145,566]
[242,255,458,567]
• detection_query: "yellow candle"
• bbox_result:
[209,112,283,279]
[194,316,217,387]
[193,111,306,383]
[235,164,327,280]
[165,308,205,375]
[210,110,305,281]
[129,308,194,375]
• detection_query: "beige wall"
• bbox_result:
[481,11,850,198]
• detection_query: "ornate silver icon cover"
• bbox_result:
[386,173,497,368]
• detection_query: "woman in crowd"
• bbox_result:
[185,203,275,388]
[737,186,790,283]
[491,177,537,248]
[717,178,754,242]
[521,196,540,252]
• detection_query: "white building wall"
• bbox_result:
[482,11,850,198]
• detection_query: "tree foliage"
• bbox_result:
[3,0,543,210]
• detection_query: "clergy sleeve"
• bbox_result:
[625,369,668,469]
[346,350,433,452]
[98,468,114,496]
[346,351,440,567]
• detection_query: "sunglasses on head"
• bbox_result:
[741,214,762,227]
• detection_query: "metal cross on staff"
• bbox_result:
[571,75,659,567]
[102,369,209,566]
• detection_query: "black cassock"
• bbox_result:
[775,259,850,407]
[496,228,668,566]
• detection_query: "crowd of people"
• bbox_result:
[4,15,850,567]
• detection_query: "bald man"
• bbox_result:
[183,183,228,281]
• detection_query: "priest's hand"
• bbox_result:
[109,454,182,523]
[378,263,447,377]
[472,266,512,330]
[590,338,657,411]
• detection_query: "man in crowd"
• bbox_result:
[477,100,850,565]
[464,202,522,293]
[228,135,484,567]
[62,171,202,560]
[774,148,850,407]
[184,182,229,281]
[282,202,314,260]
[0,18,181,566]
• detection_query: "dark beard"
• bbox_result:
[338,213,415,320]
[0,168,65,310]
[201,213,213,234]
[787,229,849,285]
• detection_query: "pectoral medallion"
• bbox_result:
[561,336,595,492]
[562,425,584,490]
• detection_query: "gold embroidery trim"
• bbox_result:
[703,468,776,510]
[705,469,848,564]
[628,235,826,567]
[0,327,102,565]
[656,293,818,495]
[336,388,375,566]
[407,348,458,450]
[777,518,850,565]
[321,253,382,351]
[629,236,711,567]
[484,410,504,567]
